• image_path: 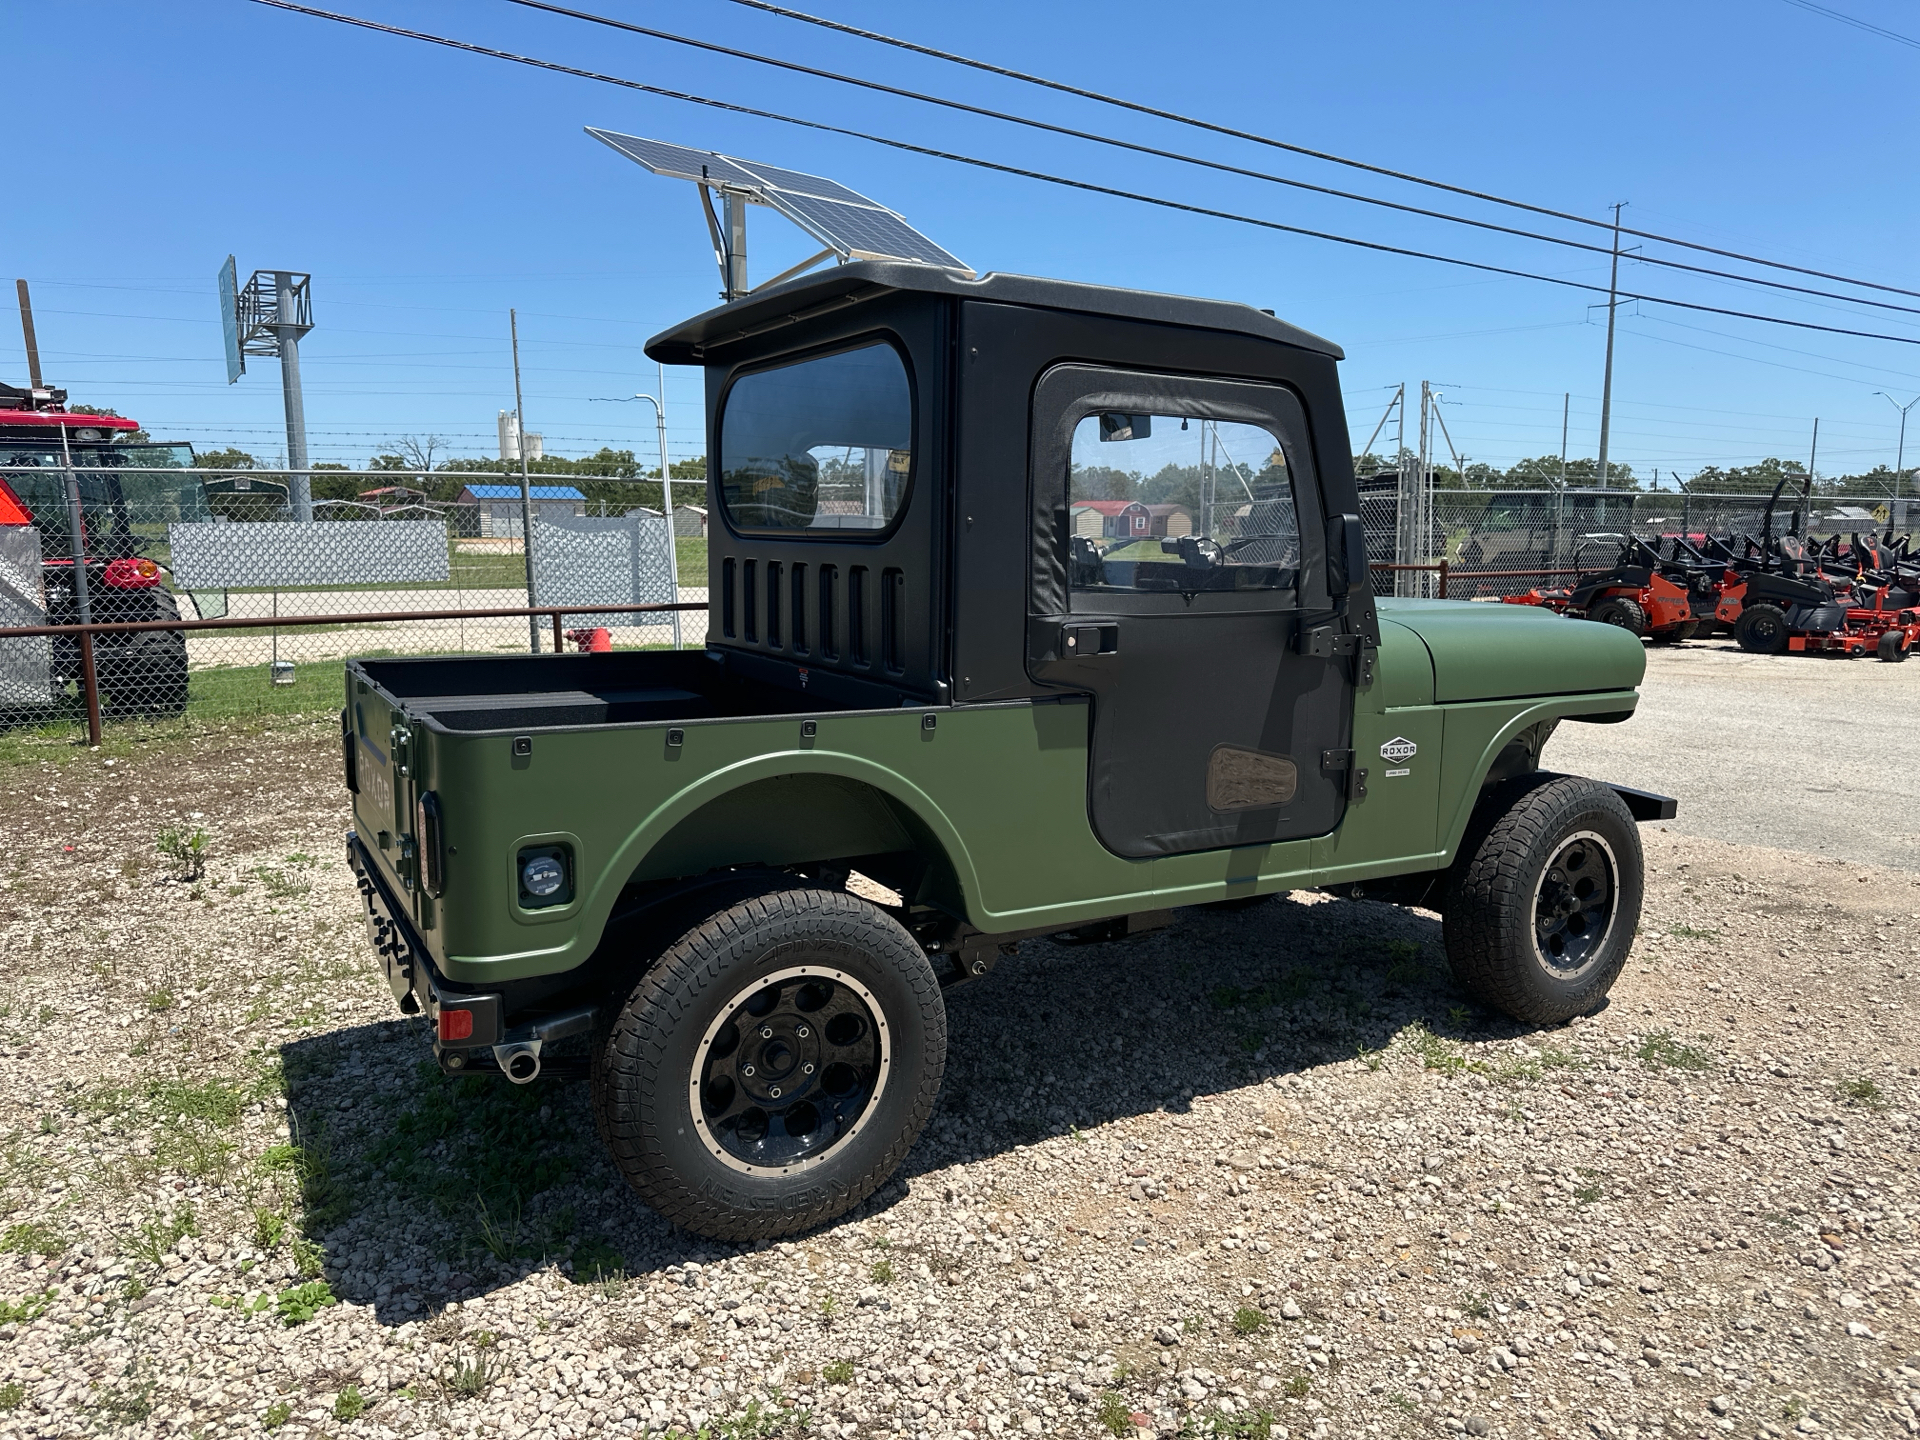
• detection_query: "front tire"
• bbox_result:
[594,883,946,1241]
[1734,602,1789,654]
[1877,629,1909,663]
[1586,597,1646,634]
[1442,775,1643,1026]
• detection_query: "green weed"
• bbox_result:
[148,1077,247,1127]
[870,1259,894,1285]
[1836,1077,1885,1108]
[263,1399,292,1429]
[0,1381,22,1410]
[126,1207,198,1267]
[1212,1407,1277,1439]
[1668,925,1718,941]
[1232,1304,1267,1336]
[1462,1291,1491,1320]
[1283,1374,1310,1399]
[275,1280,336,1325]
[155,826,209,881]
[1096,1391,1133,1437]
[1636,1030,1714,1072]
[252,1207,287,1252]
[332,1385,366,1422]
[821,1359,854,1385]
[0,1289,54,1325]
[0,1222,62,1256]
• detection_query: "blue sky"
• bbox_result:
[10,0,1920,487]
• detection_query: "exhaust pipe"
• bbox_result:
[493,1041,542,1084]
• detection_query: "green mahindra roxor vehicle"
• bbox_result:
[342,263,1670,1241]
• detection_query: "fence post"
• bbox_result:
[1438,559,1449,599]
[77,629,102,747]
[551,611,564,653]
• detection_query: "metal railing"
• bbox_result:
[0,601,706,746]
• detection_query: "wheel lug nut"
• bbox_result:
[770,1087,782,1098]
[743,1065,756,1076]
[803,1062,815,1074]
[796,1026,809,1038]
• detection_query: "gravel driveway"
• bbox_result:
[0,719,1913,1440]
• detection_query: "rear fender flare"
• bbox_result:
[584,752,980,943]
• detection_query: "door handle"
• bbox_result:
[1061,623,1119,657]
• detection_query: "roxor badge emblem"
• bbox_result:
[1379,736,1418,763]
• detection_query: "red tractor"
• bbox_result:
[0,380,200,715]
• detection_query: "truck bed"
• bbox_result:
[353,649,917,734]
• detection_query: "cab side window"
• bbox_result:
[1067,413,1300,598]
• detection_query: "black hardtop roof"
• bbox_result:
[644,261,1342,365]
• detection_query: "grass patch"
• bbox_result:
[126,1206,197,1268]
[1283,1374,1310,1399]
[275,1280,336,1325]
[1095,1392,1132,1437]
[0,1381,22,1410]
[0,1289,54,1325]
[869,1259,894,1285]
[1232,1304,1267,1336]
[263,1399,293,1430]
[0,1222,63,1256]
[1636,1030,1714,1072]
[1406,1021,1487,1076]
[821,1359,854,1385]
[1212,1407,1277,1439]
[1836,1077,1885,1108]
[1668,925,1718,941]
[148,1077,248,1127]
[255,867,312,900]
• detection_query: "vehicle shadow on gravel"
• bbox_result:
[280,892,1537,1326]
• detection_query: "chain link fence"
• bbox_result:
[0,466,711,738]
[1361,484,1917,601]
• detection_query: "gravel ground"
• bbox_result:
[1546,640,1920,870]
[0,717,1915,1440]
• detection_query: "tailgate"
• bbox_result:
[345,675,415,899]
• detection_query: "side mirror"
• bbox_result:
[1097,412,1151,443]
[1325,512,1370,595]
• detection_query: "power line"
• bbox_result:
[715,0,1920,304]
[1779,0,1920,50]
[503,0,1920,320]
[246,1,1920,347]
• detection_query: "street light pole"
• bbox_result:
[1875,391,1920,531]
[1596,203,1625,490]
[629,372,683,649]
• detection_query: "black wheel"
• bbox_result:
[96,590,188,717]
[1734,602,1789,655]
[1586,597,1646,634]
[1878,629,1910,663]
[1442,775,1643,1026]
[593,882,945,1241]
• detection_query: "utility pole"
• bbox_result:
[274,272,312,522]
[510,309,540,654]
[1596,203,1625,489]
[1876,392,1919,530]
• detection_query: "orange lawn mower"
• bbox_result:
[1501,537,1725,643]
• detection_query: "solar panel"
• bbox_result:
[764,191,966,268]
[587,127,967,274]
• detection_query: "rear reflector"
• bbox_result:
[438,1007,475,1042]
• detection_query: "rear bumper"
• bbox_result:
[345,829,594,1076]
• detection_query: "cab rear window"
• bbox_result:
[717,342,912,535]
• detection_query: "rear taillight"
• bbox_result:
[100,557,162,589]
[415,790,445,897]
[438,1007,474,1042]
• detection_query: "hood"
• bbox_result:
[1378,598,1646,704]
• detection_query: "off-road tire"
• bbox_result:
[1646,620,1698,645]
[1734,602,1789,654]
[1586,597,1646,634]
[97,590,189,717]
[1442,774,1643,1026]
[1877,630,1910,663]
[593,882,945,1241]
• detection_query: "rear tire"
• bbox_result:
[1878,629,1910,663]
[96,590,188,717]
[1443,775,1642,1026]
[1586,597,1646,634]
[593,882,946,1241]
[1734,602,1789,654]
